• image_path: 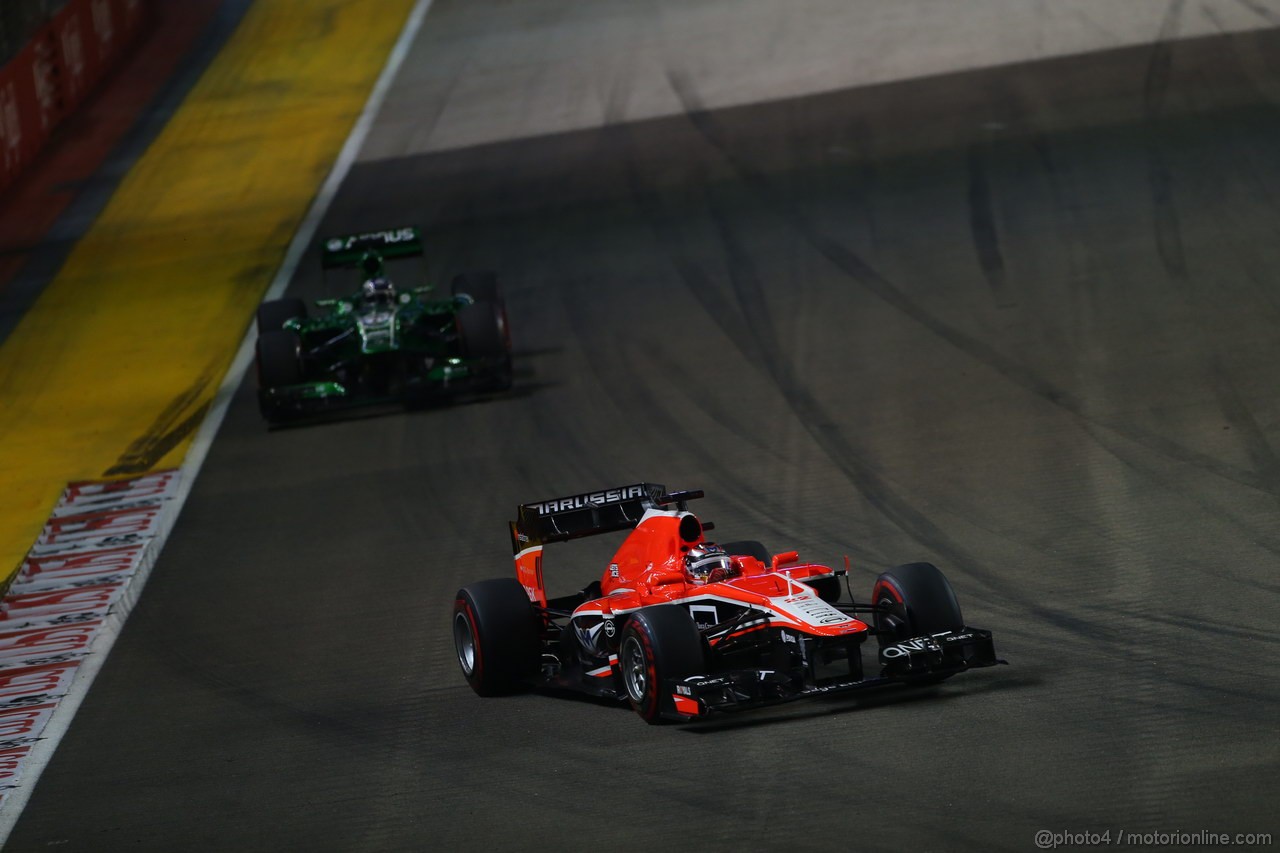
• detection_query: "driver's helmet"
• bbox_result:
[362,277,396,306]
[685,542,735,585]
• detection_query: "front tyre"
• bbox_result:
[452,579,539,696]
[256,297,307,333]
[619,605,705,724]
[456,301,513,390]
[255,330,302,389]
[872,562,963,646]
[451,270,500,304]
[255,330,303,423]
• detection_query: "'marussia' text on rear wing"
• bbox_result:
[508,483,704,606]
[320,226,423,269]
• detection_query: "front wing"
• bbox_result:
[668,627,1003,719]
[259,360,505,421]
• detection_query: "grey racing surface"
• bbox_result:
[10,5,1280,853]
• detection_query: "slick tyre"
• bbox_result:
[457,302,506,359]
[256,297,307,333]
[721,540,770,566]
[872,562,963,646]
[453,579,539,696]
[256,331,302,389]
[451,271,500,304]
[457,300,513,390]
[723,540,840,601]
[619,605,705,724]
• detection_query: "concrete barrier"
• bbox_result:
[0,0,150,194]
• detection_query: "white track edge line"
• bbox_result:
[0,0,434,842]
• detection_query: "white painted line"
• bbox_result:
[0,0,435,842]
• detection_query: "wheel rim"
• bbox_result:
[621,635,648,703]
[454,610,477,676]
[877,595,907,643]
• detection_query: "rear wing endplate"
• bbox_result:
[321,226,423,269]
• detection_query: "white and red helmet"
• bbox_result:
[685,543,734,584]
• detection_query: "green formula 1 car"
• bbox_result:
[254,227,512,424]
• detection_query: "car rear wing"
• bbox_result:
[508,483,703,605]
[320,226,423,269]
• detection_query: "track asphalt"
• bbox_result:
[5,3,1280,852]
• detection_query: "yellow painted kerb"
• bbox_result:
[0,0,418,583]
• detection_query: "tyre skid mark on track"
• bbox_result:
[624,122,1022,602]
[619,171,797,464]
[635,343,848,556]
[966,143,1014,308]
[618,165,891,560]
[555,276,729,482]
[1073,417,1280,585]
[664,59,1280,612]
[1236,0,1280,26]
[649,67,1280,648]
[662,67,1280,501]
[1106,605,1280,646]
[621,167,868,533]
[624,125,1245,658]
[1081,16,1214,802]
[1144,3,1280,511]
[550,176,835,554]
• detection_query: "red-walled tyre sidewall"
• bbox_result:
[871,561,963,646]
[452,578,539,696]
[619,605,705,724]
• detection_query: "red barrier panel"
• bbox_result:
[0,0,150,195]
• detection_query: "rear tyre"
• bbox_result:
[257,298,307,333]
[619,605,705,724]
[722,540,839,601]
[871,562,963,646]
[721,540,770,566]
[451,271,500,304]
[453,579,539,696]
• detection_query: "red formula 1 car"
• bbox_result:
[452,483,1003,723]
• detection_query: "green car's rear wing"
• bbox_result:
[321,226,423,269]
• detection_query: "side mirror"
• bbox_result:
[646,571,686,592]
[771,551,800,571]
